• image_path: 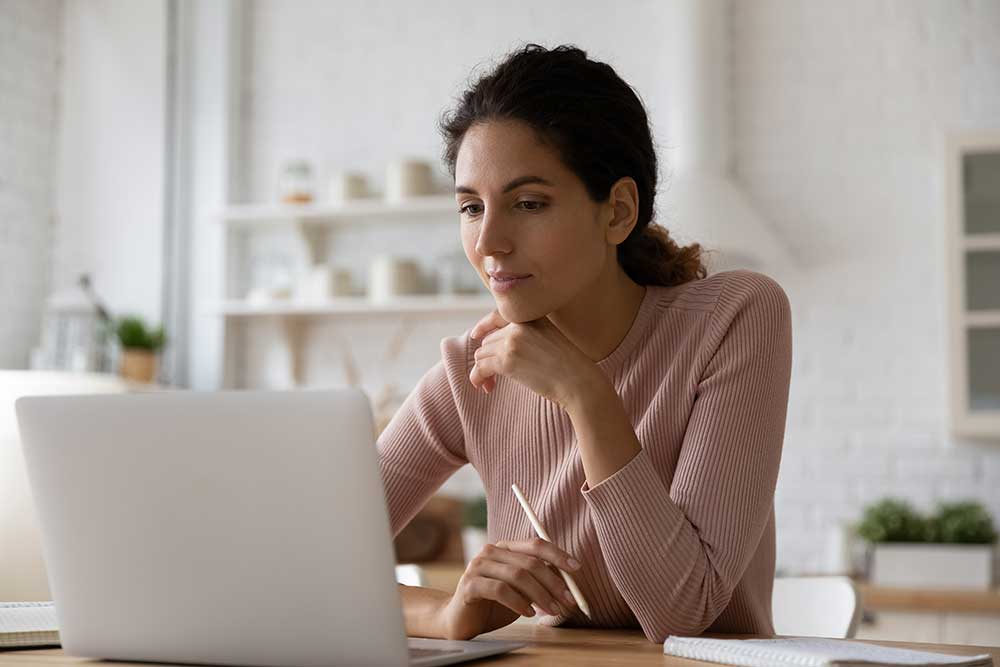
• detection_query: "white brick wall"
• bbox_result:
[51,0,165,328]
[0,0,62,368]
[240,0,677,207]
[735,0,1000,574]
[235,0,1000,573]
[238,0,682,498]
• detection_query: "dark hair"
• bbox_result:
[438,43,707,287]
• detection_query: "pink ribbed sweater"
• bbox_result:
[376,269,793,642]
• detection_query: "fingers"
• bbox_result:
[470,558,568,616]
[497,537,581,574]
[470,309,510,341]
[492,539,581,613]
[471,340,500,392]
[469,355,500,392]
[470,331,509,393]
[465,543,576,617]
[468,577,535,618]
[485,547,577,615]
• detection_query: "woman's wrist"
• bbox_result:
[398,584,455,639]
[434,592,460,640]
[561,367,615,418]
[435,592,480,641]
[562,369,643,489]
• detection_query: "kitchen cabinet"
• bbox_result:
[945,132,1000,438]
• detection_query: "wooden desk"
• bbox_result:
[2,627,998,666]
[854,582,1000,645]
[413,566,1000,646]
[858,582,1000,615]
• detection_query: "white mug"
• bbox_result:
[328,171,369,204]
[385,159,434,201]
[368,255,422,301]
[296,265,353,302]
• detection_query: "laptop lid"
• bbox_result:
[15,388,411,667]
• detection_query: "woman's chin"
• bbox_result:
[494,297,547,324]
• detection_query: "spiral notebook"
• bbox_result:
[0,602,60,649]
[663,636,993,667]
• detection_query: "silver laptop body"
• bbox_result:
[15,388,524,667]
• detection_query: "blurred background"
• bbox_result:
[1,0,998,645]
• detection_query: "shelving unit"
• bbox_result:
[213,294,495,317]
[945,132,1000,438]
[220,194,458,226]
[214,194,492,388]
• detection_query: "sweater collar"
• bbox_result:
[595,284,659,373]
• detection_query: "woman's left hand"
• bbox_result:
[469,309,605,411]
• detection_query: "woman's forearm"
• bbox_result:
[564,373,642,489]
[398,584,452,638]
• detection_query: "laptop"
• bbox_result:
[15,388,525,667]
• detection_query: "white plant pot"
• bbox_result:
[870,543,995,589]
[461,527,489,565]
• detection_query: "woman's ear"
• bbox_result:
[604,177,639,246]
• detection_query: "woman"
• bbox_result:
[377,43,792,644]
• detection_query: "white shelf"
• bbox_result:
[964,310,1000,328]
[217,194,475,389]
[220,194,458,226]
[963,233,1000,251]
[213,294,495,317]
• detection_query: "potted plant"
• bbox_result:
[114,315,166,384]
[858,497,997,589]
[461,495,489,565]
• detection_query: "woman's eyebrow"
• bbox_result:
[455,175,555,195]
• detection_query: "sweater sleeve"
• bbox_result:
[578,270,792,642]
[376,333,471,538]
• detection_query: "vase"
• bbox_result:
[870,543,995,589]
[119,348,158,384]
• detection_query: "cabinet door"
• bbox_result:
[965,250,1000,311]
[963,152,1000,235]
[968,327,1000,412]
[949,137,1000,436]
[856,612,943,642]
[942,612,1000,646]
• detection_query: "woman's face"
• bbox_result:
[455,119,613,323]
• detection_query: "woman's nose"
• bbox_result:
[474,210,512,257]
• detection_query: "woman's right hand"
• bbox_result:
[436,537,583,640]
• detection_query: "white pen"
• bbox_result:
[510,482,592,619]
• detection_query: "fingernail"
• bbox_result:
[563,590,576,604]
[568,558,581,570]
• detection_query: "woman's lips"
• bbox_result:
[489,274,532,293]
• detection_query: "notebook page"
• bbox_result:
[663,636,993,667]
[0,602,60,648]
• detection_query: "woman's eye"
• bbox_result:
[459,201,547,216]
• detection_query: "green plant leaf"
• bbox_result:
[856,498,927,543]
[115,315,167,351]
[857,497,998,544]
[931,500,997,544]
